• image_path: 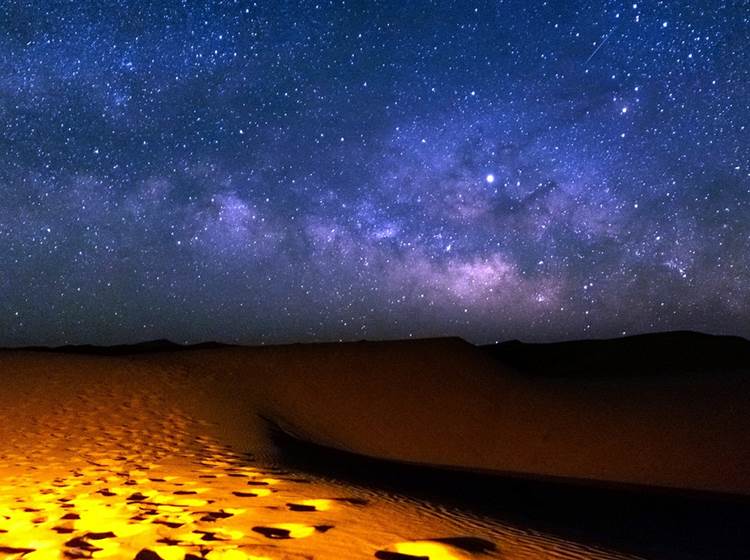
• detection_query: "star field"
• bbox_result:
[1,1,748,346]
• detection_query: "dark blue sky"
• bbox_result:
[1,1,748,346]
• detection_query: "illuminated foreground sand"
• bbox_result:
[0,350,642,560]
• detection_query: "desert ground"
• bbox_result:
[0,334,748,559]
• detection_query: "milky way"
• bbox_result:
[1,1,748,346]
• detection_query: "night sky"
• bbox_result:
[1,1,748,346]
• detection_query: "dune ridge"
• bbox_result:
[136,333,750,497]
[3,332,749,497]
[0,345,651,560]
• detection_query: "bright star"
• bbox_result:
[485,174,495,184]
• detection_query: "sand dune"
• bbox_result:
[155,336,750,496]
[0,347,643,560]
[1,333,749,558]
[484,330,750,377]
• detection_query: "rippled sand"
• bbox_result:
[0,354,643,560]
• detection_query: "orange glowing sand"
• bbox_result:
[2,336,747,559]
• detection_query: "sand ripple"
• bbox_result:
[0,359,642,560]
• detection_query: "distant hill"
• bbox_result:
[14,339,231,356]
[483,331,750,376]
[7,330,750,372]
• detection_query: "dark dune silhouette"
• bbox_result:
[484,330,750,377]
[16,339,232,355]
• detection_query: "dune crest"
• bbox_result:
[0,347,646,559]
[156,336,750,497]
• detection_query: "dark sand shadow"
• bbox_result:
[265,417,750,560]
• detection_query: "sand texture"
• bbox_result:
[167,337,750,496]
[1,335,748,558]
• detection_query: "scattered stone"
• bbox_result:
[374,552,427,560]
[252,526,292,539]
[231,490,257,497]
[134,549,164,560]
[287,502,317,512]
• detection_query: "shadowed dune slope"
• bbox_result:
[151,336,750,497]
[3,333,750,497]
